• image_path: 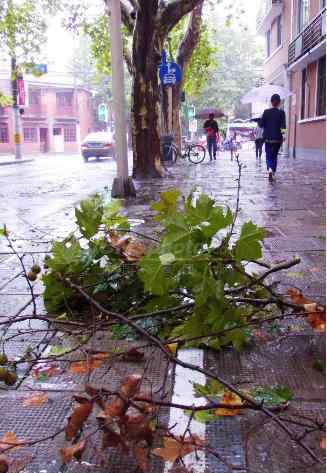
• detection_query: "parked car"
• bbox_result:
[81,132,115,162]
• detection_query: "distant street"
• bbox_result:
[0,154,123,238]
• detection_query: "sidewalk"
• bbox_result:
[0,149,325,473]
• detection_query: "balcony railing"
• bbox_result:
[288,8,326,66]
[56,105,77,116]
[256,0,283,34]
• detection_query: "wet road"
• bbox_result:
[0,154,120,237]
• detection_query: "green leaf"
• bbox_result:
[42,272,74,313]
[250,385,293,406]
[102,199,130,230]
[234,221,265,262]
[139,250,176,296]
[151,189,180,222]
[75,194,103,238]
[193,379,224,399]
[47,238,82,273]
[184,409,217,423]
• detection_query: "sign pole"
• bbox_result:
[108,0,135,198]
[11,56,22,160]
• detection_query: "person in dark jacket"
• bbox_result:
[261,94,286,182]
[203,113,219,161]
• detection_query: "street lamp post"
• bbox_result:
[108,0,136,198]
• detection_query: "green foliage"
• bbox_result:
[43,189,271,351]
[43,195,138,315]
[0,0,47,64]
[75,194,104,239]
[139,189,265,350]
[169,19,217,97]
[192,17,265,118]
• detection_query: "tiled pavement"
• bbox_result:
[0,149,325,472]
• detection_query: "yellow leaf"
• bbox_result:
[214,391,244,417]
[23,392,48,407]
[166,343,178,355]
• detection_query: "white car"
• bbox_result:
[81,132,115,162]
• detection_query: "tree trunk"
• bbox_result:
[131,1,166,179]
[172,83,182,149]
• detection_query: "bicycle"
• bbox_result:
[166,140,206,164]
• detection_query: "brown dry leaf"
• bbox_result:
[32,365,60,380]
[85,384,100,397]
[169,467,192,473]
[304,303,326,332]
[123,240,145,262]
[104,398,126,418]
[121,347,144,363]
[152,436,203,463]
[133,446,149,472]
[23,392,48,407]
[124,414,153,444]
[60,440,86,463]
[108,232,131,251]
[320,437,326,449]
[214,391,244,417]
[102,429,126,449]
[0,433,25,453]
[69,357,104,375]
[288,289,326,332]
[287,288,311,305]
[120,374,142,398]
[9,454,33,473]
[65,402,93,441]
[0,454,9,473]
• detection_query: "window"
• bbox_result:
[298,0,310,32]
[301,67,307,119]
[266,29,271,57]
[23,127,38,142]
[64,126,76,142]
[0,126,8,143]
[56,92,73,107]
[29,89,40,105]
[277,15,282,47]
[316,56,326,116]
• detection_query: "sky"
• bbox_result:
[46,0,262,73]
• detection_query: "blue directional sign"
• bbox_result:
[159,50,182,87]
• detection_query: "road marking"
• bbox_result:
[165,348,206,473]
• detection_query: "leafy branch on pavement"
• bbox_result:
[0,161,325,471]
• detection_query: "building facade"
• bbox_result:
[0,74,94,155]
[257,0,326,160]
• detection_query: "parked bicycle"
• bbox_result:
[166,140,206,164]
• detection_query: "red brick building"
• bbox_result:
[0,73,94,155]
[257,0,326,160]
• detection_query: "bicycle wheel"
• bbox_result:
[188,144,206,164]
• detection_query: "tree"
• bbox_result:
[192,19,264,119]
[164,3,216,148]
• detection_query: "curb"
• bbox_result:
[0,158,34,166]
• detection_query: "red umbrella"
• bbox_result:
[195,107,225,119]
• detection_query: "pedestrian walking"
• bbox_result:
[229,132,237,161]
[254,119,264,159]
[261,94,286,182]
[203,113,219,161]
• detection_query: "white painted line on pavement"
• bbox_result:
[165,348,206,473]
